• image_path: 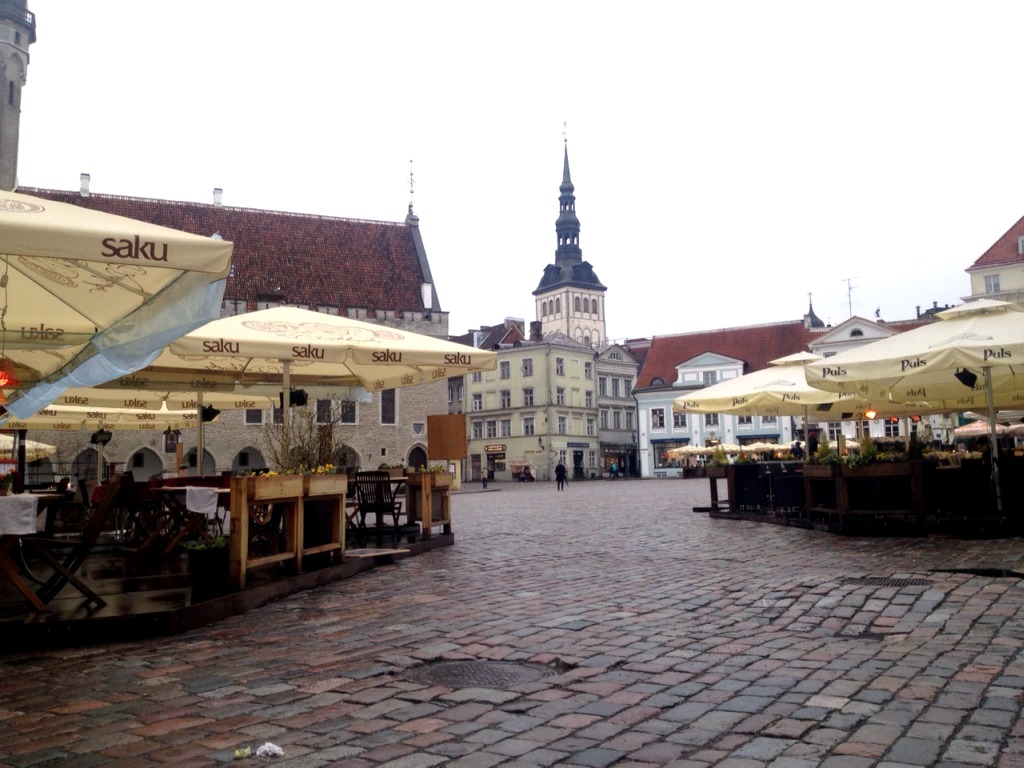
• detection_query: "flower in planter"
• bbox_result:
[416,464,448,474]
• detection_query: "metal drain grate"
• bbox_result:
[407,660,556,689]
[843,576,932,588]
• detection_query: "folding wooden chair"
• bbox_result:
[354,471,403,547]
[23,476,124,609]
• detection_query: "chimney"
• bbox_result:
[530,321,543,341]
[213,187,223,207]
[79,173,90,197]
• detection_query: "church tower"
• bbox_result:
[0,0,36,191]
[533,140,607,347]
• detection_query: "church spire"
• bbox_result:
[555,137,581,265]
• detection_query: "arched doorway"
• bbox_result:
[184,447,216,476]
[408,445,427,471]
[232,446,267,475]
[127,447,164,482]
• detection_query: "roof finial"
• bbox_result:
[408,159,415,215]
[563,121,567,145]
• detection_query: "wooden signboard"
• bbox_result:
[427,414,467,460]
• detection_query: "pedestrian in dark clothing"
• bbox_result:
[555,461,567,491]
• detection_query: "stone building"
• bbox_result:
[19,182,452,483]
[0,0,34,191]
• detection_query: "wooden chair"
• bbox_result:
[353,471,403,547]
[22,476,124,609]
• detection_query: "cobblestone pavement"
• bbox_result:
[2,479,1024,767]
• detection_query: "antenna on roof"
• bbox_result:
[408,159,415,215]
[843,277,858,318]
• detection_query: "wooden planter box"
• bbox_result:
[705,466,727,479]
[303,475,347,497]
[242,474,303,500]
[802,463,840,479]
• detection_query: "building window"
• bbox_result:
[626,411,633,430]
[500,390,511,408]
[380,389,396,425]
[599,377,608,396]
[587,418,595,436]
[472,371,483,383]
[884,418,900,438]
[500,419,511,437]
[600,409,608,428]
[523,387,534,406]
[612,378,621,398]
[499,360,511,379]
[244,408,264,426]
[584,362,593,379]
[624,379,632,397]
[556,357,565,376]
[704,413,719,427]
[574,296,581,312]
[472,420,483,439]
[985,274,1001,293]
[472,393,483,411]
[556,387,565,405]
[703,371,717,387]
[522,358,533,377]
[737,415,752,426]
[340,400,356,424]
[557,415,567,434]
[522,417,535,436]
[613,410,621,429]
[651,408,665,429]
[673,412,686,429]
[315,399,332,424]
[589,450,597,468]
[828,421,842,441]
[585,390,593,408]
[762,415,777,426]
[486,420,497,438]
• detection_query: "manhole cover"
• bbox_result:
[843,576,932,588]
[407,660,556,689]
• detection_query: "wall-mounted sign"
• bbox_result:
[484,444,506,452]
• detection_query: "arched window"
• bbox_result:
[594,305,599,319]
[583,297,590,313]
[556,297,561,314]
[542,300,547,317]
[584,335,591,346]
[574,296,581,312]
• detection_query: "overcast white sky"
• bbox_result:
[16,2,1024,341]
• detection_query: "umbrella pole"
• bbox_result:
[196,391,204,478]
[984,367,1002,514]
[283,360,291,432]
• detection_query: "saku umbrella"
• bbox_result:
[0,189,233,418]
[0,433,56,463]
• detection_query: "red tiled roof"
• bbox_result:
[636,322,818,390]
[20,187,429,313]
[967,213,1024,271]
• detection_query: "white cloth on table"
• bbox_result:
[0,494,39,535]
[185,486,219,517]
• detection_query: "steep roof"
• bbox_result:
[967,213,1024,271]
[450,321,525,349]
[636,322,818,390]
[19,187,430,313]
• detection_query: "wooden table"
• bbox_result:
[151,487,229,553]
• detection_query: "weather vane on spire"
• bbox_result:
[563,121,567,145]
[408,159,415,214]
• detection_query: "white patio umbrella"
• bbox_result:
[22,306,497,469]
[805,299,1024,510]
[1,189,233,417]
[954,419,1009,439]
[673,351,933,419]
[0,433,56,462]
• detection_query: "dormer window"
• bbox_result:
[850,329,864,337]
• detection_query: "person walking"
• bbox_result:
[555,461,567,491]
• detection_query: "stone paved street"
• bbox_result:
[2,479,1024,767]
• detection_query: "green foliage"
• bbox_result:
[709,448,729,467]
[184,535,228,551]
[814,441,840,464]
[860,434,879,461]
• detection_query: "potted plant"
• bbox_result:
[184,535,231,602]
